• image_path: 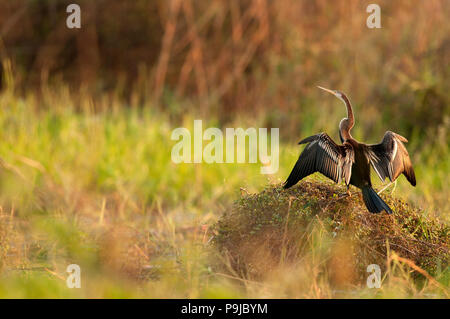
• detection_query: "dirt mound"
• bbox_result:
[213,181,449,288]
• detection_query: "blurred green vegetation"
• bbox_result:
[0,83,448,298]
[0,0,448,298]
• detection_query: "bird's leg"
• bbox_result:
[390,180,398,194]
[338,185,351,198]
[377,181,393,195]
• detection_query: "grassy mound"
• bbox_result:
[213,180,449,291]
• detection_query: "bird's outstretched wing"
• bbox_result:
[283,133,354,189]
[366,131,416,186]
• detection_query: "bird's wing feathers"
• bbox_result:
[284,133,354,188]
[367,131,416,186]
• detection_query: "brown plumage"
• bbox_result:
[367,131,416,186]
[284,86,416,214]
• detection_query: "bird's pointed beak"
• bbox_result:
[317,86,336,97]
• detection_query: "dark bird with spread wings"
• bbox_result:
[283,86,416,214]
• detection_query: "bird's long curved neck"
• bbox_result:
[340,94,354,140]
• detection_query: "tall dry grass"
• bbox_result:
[1,1,448,116]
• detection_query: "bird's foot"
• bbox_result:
[337,191,350,199]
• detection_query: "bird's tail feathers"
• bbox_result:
[362,186,393,214]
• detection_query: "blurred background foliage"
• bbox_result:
[1,0,448,134]
[0,0,448,298]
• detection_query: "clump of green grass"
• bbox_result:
[213,180,449,296]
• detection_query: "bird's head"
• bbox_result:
[317,86,346,103]
[317,85,354,132]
